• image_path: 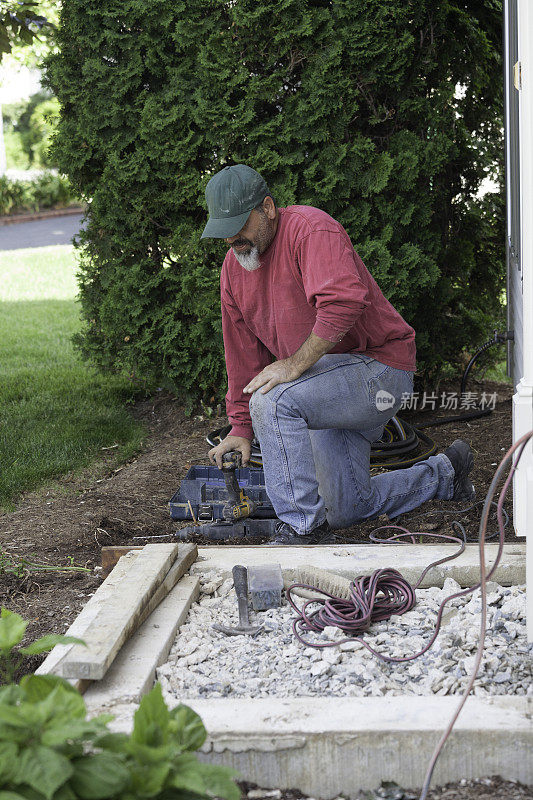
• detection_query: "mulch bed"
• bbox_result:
[0,205,86,226]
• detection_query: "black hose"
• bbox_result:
[206,419,436,469]
[417,330,514,430]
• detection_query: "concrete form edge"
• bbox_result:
[93,696,532,798]
[194,543,526,587]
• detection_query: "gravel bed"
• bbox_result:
[157,572,532,700]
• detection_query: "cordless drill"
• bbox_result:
[221,451,259,521]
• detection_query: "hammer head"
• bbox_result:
[212,622,264,638]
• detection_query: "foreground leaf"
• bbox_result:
[20,635,85,656]
[0,610,27,653]
[128,761,171,797]
[0,741,18,782]
[41,717,111,748]
[0,685,22,706]
[69,753,130,799]
[19,675,66,703]
[39,683,86,725]
[170,753,239,799]
[195,762,240,800]
[132,684,169,747]
[0,792,27,800]
[168,705,206,752]
[93,731,130,753]
[14,744,73,800]
[0,703,34,741]
[124,740,173,765]
[52,785,77,800]
[0,683,86,744]
[9,788,43,800]
[169,753,208,796]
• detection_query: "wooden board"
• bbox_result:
[135,543,197,628]
[37,550,141,685]
[84,574,200,708]
[60,544,179,680]
[101,546,143,578]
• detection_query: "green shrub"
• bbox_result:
[29,97,61,167]
[0,172,79,215]
[32,170,74,207]
[0,175,28,214]
[2,91,57,168]
[3,130,30,170]
[44,0,505,401]
[0,609,240,800]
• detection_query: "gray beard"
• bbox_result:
[233,245,261,272]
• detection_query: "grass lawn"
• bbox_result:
[484,358,513,384]
[0,245,146,509]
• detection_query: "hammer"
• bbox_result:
[212,565,264,637]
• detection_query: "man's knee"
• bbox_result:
[249,388,271,426]
[249,385,301,429]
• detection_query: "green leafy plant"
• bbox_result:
[2,90,55,168]
[3,129,30,169]
[28,97,61,166]
[0,607,84,685]
[0,172,79,216]
[0,609,240,800]
[31,170,72,206]
[0,549,90,582]
[0,175,27,214]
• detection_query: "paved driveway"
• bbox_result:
[0,213,85,251]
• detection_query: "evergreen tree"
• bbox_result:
[44,0,504,403]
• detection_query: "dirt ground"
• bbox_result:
[241,774,533,799]
[240,774,533,799]
[0,376,516,650]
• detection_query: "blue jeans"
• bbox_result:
[249,353,455,535]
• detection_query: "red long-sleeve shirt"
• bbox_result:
[221,205,416,440]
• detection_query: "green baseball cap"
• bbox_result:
[201,164,270,239]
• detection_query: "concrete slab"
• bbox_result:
[84,575,200,708]
[93,696,533,797]
[195,543,526,588]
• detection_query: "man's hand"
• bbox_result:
[243,334,338,396]
[243,358,301,395]
[208,435,252,469]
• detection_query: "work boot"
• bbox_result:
[268,519,336,545]
[443,439,476,502]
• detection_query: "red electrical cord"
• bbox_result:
[286,526,468,661]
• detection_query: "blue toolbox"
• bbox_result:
[169,464,274,522]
